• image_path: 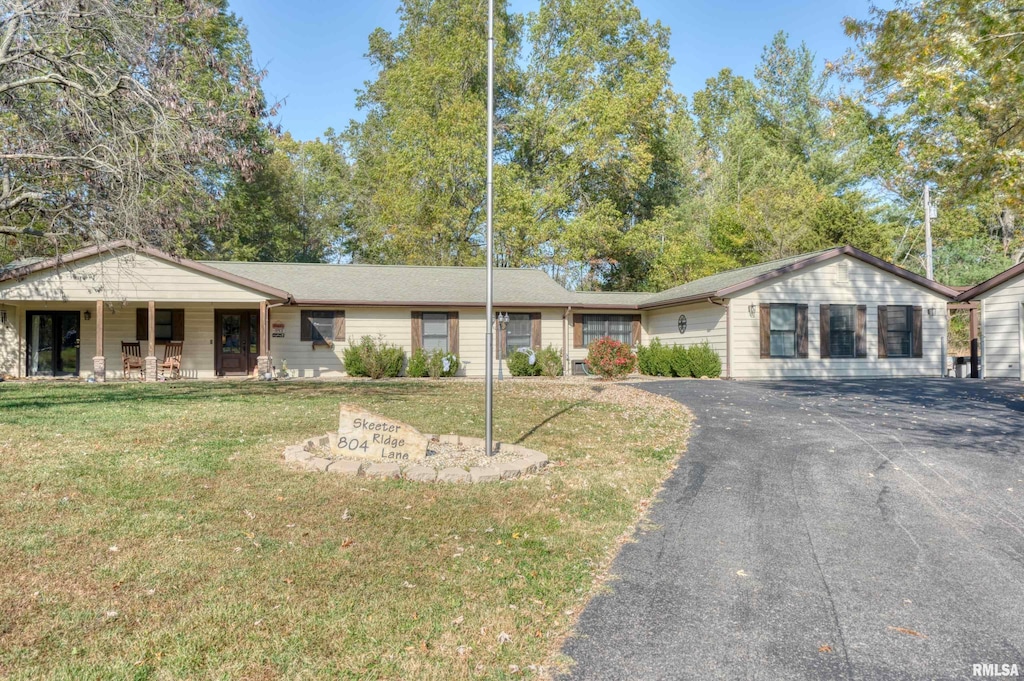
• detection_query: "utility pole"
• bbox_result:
[484,0,495,455]
[924,184,934,280]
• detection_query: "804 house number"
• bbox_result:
[337,434,411,460]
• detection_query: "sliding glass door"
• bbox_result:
[27,311,80,377]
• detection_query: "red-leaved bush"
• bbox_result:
[585,337,637,379]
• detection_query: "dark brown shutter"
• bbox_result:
[171,309,185,341]
[877,306,888,358]
[573,314,584,348]
[912,306,923,358]
[819,304,830,359]
[447,311,459,355]
[333,311,345,341]
[631,314,642,346]
[411,312,423,352]
[300,310,312,342]
[759,304,770,358]
[530,312,542,350]
[136,308,147,341]
[796,304,809,358]
[855,305,867,358]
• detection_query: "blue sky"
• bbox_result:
[230,0,882,142]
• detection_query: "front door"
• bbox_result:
[26,311,80,377]
[215,310,260,376]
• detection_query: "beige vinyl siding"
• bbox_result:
[978,275,1024,380]
[266,307,572,378]
[645,302,727,357]
[0,251,271,303]
[730,256,948,379]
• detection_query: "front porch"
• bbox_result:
[0,300,273,382]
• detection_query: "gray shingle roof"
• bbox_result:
[641,249,834,307]
[201,261,578,306]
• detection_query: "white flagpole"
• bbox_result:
[485,0,495,455]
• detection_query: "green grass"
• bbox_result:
[0,380,690,680]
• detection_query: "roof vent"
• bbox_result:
[835,261,849,283]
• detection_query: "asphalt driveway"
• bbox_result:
[560,379,1024,681]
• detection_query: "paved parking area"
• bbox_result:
[561,379,1024,680]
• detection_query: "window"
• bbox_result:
[136,308,183,342]
[582,314,633,346]
[886,306,913,358]
[154,310,173,341]
[422,312,449,352]
[504,313,533,356]
[300,310,344,346]
[769,304,797,358]
[829,305,856,358]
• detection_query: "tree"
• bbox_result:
[343,0,520,266]
[204,131,350,262]
[843,0,1024,262]
[0,0,272,260]
[510,0,678,288]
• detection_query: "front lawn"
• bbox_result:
[0,379,689,680]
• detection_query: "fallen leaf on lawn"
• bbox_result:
[452,615,464,626]
[456,645,471,657]
[402,581,416,589]
[497,631,512,645]
[340,538,354,548]
[818,644,833,653]
[282,577,294,584]
[341,508,351,521]
[887,626,926,638]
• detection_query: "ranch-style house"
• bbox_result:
[0,241,978,381]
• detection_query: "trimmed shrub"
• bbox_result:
[343,335,405,378]
[687,341,722,378]
[426,349,460,378]
[407,348,428,378]
[585,337,636,380]
[637,338,673,377]
[537,345,564,377]
[507,347,540,376]
[669,345,691,378]
[342,344,365,377]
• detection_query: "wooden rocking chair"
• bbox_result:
[121,341,144,380]
[159,342,183,380]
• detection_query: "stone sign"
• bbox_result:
[334,404,429,462]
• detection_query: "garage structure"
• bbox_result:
[957,261,1024,380]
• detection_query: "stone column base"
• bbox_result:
[144,356,158,382]
[92,356,106,383]
[257,355,271,379]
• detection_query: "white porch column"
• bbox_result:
[92,300,106,382]
[256,300,271,378]
[144,300,158,381]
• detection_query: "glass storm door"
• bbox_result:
[215,310,259,375]
[27,311,80,377]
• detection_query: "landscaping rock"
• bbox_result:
[284,446,311,463]
[307,457,332,472]
[469,466,501,483]
[525,452,549,469]
[364,462,402,479]
[437,467,471,483]
[327,460,364,476]
[496,461,525,480]
[404,465,437,482]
